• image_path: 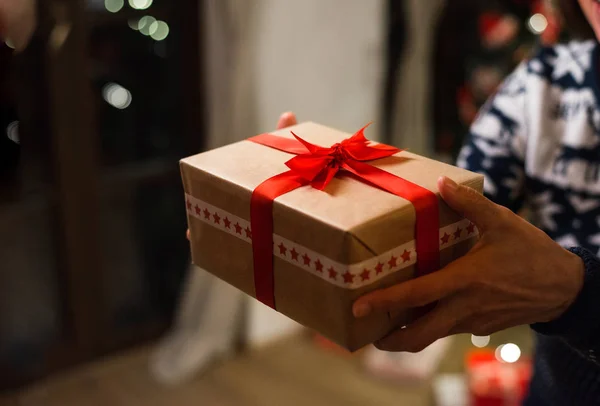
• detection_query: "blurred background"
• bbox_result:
[0,0,566,405]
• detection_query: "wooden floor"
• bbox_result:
[0,328,532,406]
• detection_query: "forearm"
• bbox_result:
[532,247,600,364]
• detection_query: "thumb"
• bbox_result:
[277,112,297,130]
[437,176,499,233]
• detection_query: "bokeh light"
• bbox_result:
[528,13,548,34]
[105,0,124,13]
[495,343,521,363]
[102,83,132,110]
[128,19,140,30]
[150,21,169,41]
[138,16,157,36]
[6,121,19,144]
[470,335,491,348]
[129,0,152,10]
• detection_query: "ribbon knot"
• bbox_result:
[331,143,344,161]
[284,123,400,191]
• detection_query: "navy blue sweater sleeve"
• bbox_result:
[458,40,600,405]
[458,58,600,364]
[532,247,600,365]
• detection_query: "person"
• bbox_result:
[351,1,600,404]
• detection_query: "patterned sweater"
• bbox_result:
[458,40,600,405]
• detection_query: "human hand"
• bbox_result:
[352,176,585,352]
[0,0,36,52]
[186,112,298,241]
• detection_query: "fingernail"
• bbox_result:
[353,303,372,318]
[440,176,458,192]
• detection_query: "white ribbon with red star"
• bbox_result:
[186,194,478,289]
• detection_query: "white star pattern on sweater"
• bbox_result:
[568,195,600,213]
[555,233,580,248]
[548,42,595,84]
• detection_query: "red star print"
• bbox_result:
[342,271,355,284]
[467,223,476,234]
[441,232,450,245]
[360,269,370,281]
[290,248,299,261]
[213,213,221,224]
[186,200,192,211]
[401,249,411,263]
[388,255,397,269]
[194,205,201,215]
[223,217,231,229]
[314,259,323,272]
[203,208,211,220]
[234,223,242,234]
[278,243,287,255]
[302,253,311,266]
[328,267,338,280]
[453,227,462,240]
[375,262,384,275]
[244,227,252,239]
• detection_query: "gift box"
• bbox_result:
[180,122,483,350]
[466,350,532,406]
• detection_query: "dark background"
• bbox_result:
[0,0,203,388]
[0,0,561,390]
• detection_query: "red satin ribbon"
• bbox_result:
[249,124,440,309]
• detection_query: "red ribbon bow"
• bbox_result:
[285,124,401,190]
[249,124,440,309]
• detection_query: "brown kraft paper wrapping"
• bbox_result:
[180,122,484,351]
